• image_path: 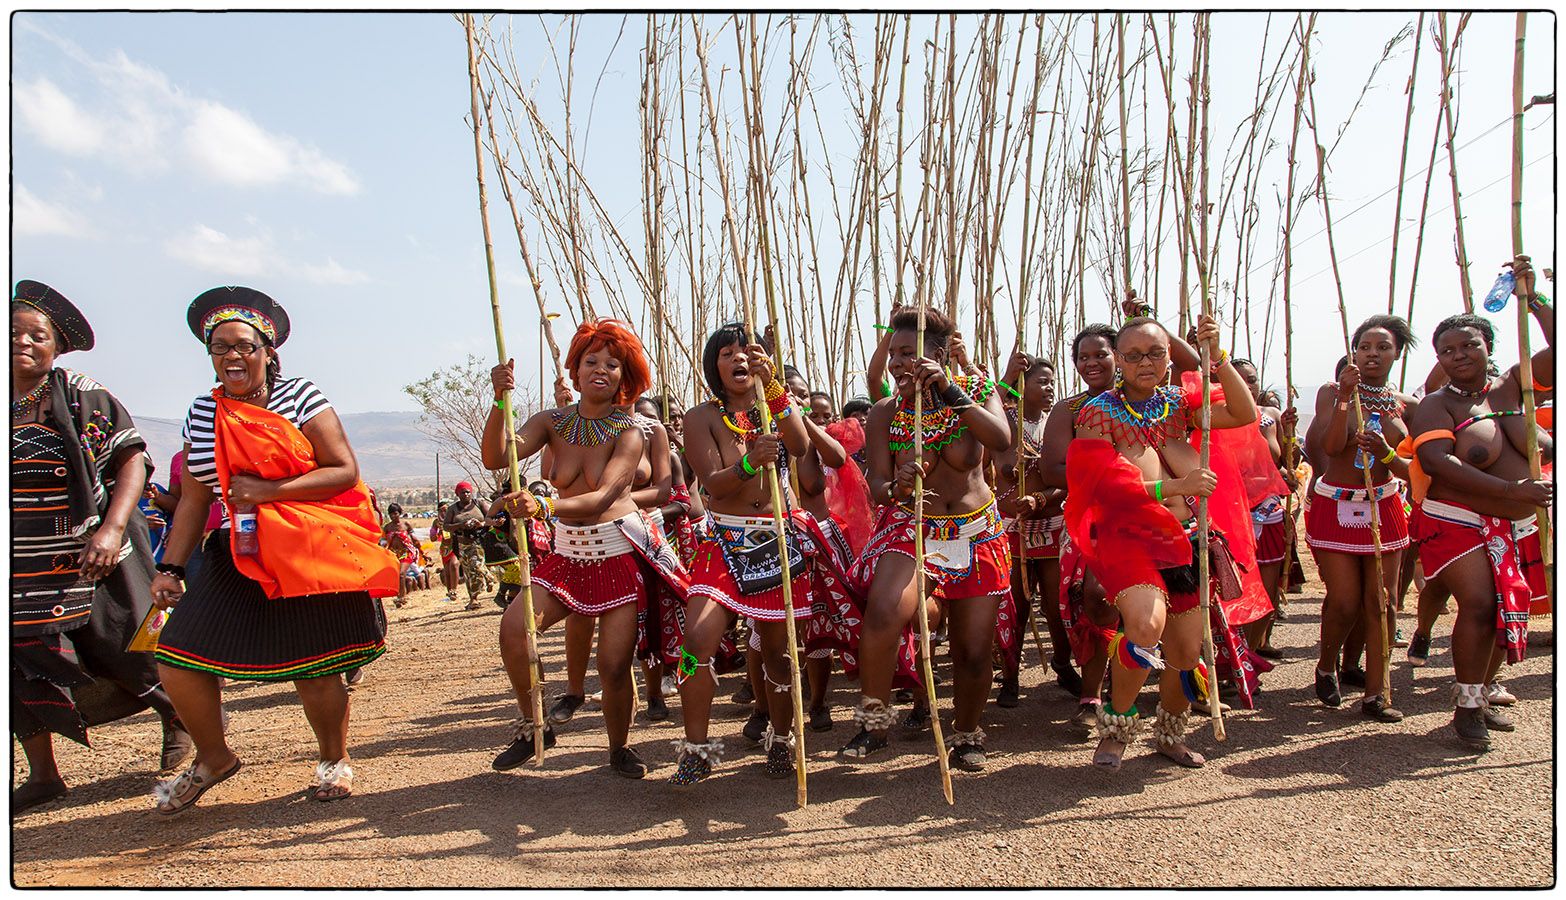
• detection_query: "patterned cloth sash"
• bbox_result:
[708,510,804,597]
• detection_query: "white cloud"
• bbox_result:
[163,223,372,287]
[297,258,372,286]
[13,185,93,238]
[164,224,269,275]
[14,77,103,156]
[15,28,359,196]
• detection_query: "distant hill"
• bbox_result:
[136,411,447,489]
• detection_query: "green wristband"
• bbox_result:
[1153,480,1164,502]
[740,454,757,476]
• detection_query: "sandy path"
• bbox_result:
[12,566,1554,888]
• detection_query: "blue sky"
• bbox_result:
[11,12,1557,420]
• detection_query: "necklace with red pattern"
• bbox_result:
[717,398,765,443]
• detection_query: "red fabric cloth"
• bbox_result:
[1186,377,1277,628]
[851,502,1015,692]
[210,393,399,600]
[1305,484,1411,555]
[1411,502,1548,655]
[667,483,699,566]
[1254,516,1289,565]
[823,418,874,556]
[1058,532,1116,669]
[795,512,865,674]
[1063,438,1191,605]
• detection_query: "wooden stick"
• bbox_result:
[691,17,808,808]
[1435,13,1475,312]
[464,13,545,762]
[1509,11,1553,602]
[913,238,957,809]
[1385,13,1427,314]
[1305,55,1394,708]
[1116,13,1135,300]
[910,29,955,806]
[1191,13,1226,743]
[1396,55,1445,391]
[1281,14,1315,536]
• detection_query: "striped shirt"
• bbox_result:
[181,377,332,526]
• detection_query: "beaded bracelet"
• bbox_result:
[155,563,186,580]
[767,389,793,418]
[535,495,556,521]
[1530,292,1552,312]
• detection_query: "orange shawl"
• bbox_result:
[211,391,399,600]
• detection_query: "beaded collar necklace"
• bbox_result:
[1079,384,1187,448]
[1443,381,1492,399]
[1012,409,1046,460]
[11,378,49,419]
[887,376,995,453]
[1357,382,1402,416]
[552,406,634,447]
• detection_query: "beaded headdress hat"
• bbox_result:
[12,280,94,353]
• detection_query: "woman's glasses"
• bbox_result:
[1120,348,1168,365]
[208,341,262,357]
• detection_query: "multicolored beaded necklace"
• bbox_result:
[717,398,765,443]
[11,378,49,419]
[888,376,995,453]
[1079,384,1188,448]
[1357,382,1402,417]
[1443,381,1492,399]
[551,406,634,446]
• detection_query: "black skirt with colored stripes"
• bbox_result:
[156,532,387,681]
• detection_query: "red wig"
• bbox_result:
[565,318,652,405]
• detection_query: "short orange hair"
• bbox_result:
[565,318,652,405]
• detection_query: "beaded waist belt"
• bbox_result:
[1313,479,1402,503]
[555,519,635,560]
[897,498,1001,540]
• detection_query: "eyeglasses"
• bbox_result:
[1121,348,1169,365]
[208,341,262,357]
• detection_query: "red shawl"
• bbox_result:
[1183,373,1274,626]
[823,418,874,555]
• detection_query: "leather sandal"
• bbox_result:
[155,757,242,815]
[309,759,354,801]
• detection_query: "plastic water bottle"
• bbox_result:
[233,504,260,556]
[1355,412,1383,470]
[1483,270,1516,313]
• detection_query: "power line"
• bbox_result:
[1289,152,1552,288]
[1245,109,1522,277]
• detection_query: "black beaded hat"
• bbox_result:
[12,280,94,353]
[186,286,291,347]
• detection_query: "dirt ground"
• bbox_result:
[12,554,1555,888]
